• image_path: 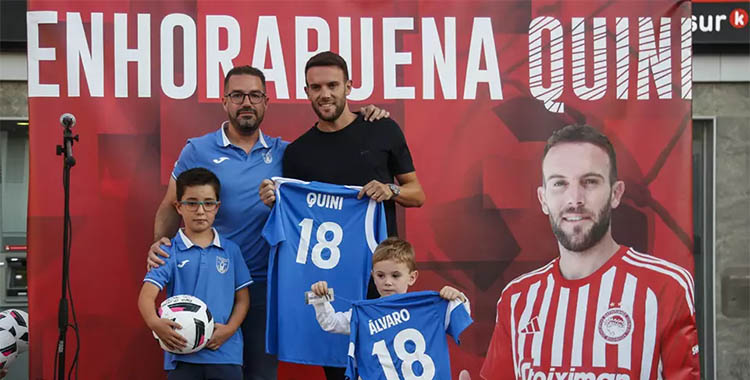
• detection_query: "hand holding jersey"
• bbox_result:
[309,282,470,337]
[259,179,277,208]
[308,238,473,380]
[261,176,406,208]
[357,179,398,202]
[346,291,473,380]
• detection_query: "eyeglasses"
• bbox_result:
[179,200,220,212]
[225,91,266,105]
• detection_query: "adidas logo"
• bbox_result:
[520,316,541,334]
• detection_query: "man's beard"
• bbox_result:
[230,108,262,135]
[550,201,612,252]
[312,99,345,122]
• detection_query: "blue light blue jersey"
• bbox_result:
[172,123,287,281]
[262,178,387,366]
[346,291,473,380]
[144,229,253,370]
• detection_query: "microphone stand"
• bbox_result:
[55,120,78,380]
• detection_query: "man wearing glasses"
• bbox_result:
[146,65,387,380]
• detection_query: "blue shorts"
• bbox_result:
[167,362,242,380]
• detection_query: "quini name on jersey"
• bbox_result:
[306,192,344,211]
[368,309,411,336]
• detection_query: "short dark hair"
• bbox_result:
[176,168,221,201]
[224,65,266,92]
[542,124,618,184]
[304,51,349,82]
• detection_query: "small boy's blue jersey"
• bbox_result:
[262,178,387,366]
[144,229,253,370]
[346,291,473,380]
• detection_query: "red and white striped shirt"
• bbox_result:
[481,246,700,380]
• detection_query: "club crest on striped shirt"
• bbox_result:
[216,256,229,274]
[597,307,632,343]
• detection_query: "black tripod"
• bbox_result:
[55,113,78,380]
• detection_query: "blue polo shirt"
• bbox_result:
[172,123,287,281]
[144,228,253,370]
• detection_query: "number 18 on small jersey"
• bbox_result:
[347,291,473,380]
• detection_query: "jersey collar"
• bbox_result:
[552,245,628,286]
[177,228,223,250]
[219,122,231,147]
[218,121,269,150]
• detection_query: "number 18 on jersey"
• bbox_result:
[347,291,473,380]
[263,178,387,366]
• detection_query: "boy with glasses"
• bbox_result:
[138,167,252,379]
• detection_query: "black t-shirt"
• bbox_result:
[282,114,415,236]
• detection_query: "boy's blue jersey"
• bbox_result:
[346,291,473,380]
[262,178,387,366]
[143,229,253,370]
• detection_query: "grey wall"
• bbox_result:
[693,82,750,380]
[0,81,27,118]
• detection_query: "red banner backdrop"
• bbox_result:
[26,1,693,379]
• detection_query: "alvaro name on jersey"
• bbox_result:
[262,177,387,366]
[481,246,700,380]
[347,291,473,380]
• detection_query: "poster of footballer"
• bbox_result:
[25,0,695,379]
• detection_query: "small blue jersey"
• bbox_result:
[346,291,473,380]
[262,178,387,366]
[144,229,253,370]
[172,124,287,281]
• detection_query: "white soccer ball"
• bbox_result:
[0,327,17,371]
[0,309,29,353]
[152,295,214,354]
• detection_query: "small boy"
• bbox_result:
[309,237,469,334]
[138,167,251,379]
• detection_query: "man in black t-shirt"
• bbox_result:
[259,51,425,380]
[260,51,425,236]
